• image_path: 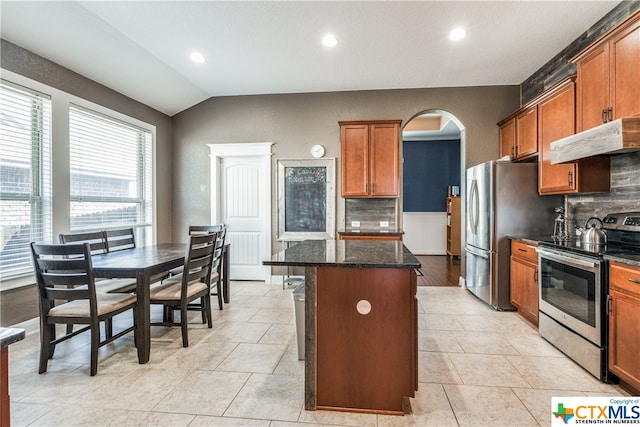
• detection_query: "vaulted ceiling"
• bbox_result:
[0,1,620,116]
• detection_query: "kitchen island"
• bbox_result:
[264,239,420,415]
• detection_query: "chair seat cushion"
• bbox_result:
[48,293,136,318]
[95,278,137,293]
[149,277,208,301]
[168,266,182,276]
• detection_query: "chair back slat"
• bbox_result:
[44,286,90,301]
[59,231,108,255]
[105,228,136,252]
[188,224,224,235]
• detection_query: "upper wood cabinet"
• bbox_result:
[497,106,538,161]
[574,11,640,132]
[340,120,400,198]
[515,106,538,159]
[498,117,516,159]
[537,78,610,194]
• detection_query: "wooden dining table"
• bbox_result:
[91,243,186,364]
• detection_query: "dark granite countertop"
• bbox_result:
[604,254,640,268]
[510,235,640,268]
[508,235,551,246]
[0,327,25,348]
[338,228,404,236]
[264,239,420,269]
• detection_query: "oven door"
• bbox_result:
[537,248,603,346]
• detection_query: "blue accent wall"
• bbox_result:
[403,139,461,212]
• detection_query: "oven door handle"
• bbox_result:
[536,248,598,269]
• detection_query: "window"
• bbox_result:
[0,80,52,278]
[69,105,152,239]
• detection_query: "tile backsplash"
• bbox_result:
[567,151,640,231]
[344,198,398,229]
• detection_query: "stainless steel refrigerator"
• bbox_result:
[465,161,561,310]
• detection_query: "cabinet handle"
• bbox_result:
[607,295,612,315]
[607,107,613,122]
[511,146,515,158]
[602,109,607,124]
[534,270,538,283]
[568,171,573,186]
[371,183,375,193]
[518,248,527,252]
[629,278,640,285]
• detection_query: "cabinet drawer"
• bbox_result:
[511,240,538,263]
[610,262,640,298]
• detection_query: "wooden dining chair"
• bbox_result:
[59,230,136,294]
[105,228,136,252]
[30,242,138,376]
[210,228,226,310]
[169,225,227,309]
[59,231,109,254]
[149,232,217,347]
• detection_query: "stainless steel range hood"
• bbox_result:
[550,116,640,164]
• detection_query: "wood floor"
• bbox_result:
[416,255,461,286]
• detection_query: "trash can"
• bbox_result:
[292,283,305,360]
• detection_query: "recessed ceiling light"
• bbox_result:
[449,27,466,41]
[189,51,206,63]
[322,34,339,48]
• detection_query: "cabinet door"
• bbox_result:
[610,21,640,121]
[510,256,525,309]
[510,255,539,326]
[369,122,399,197]
[499,118,516,159]
[576,44,609,132]
[341,124,369,197]
[609,289,640,391]
[538,82,577,194]
[515,106,537,159]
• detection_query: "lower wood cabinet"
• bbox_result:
[316,266,417,414]
[608,261,640,394]
[510,240,539,327]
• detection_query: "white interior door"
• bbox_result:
[221,157,267,280]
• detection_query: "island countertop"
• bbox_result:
[264,239,420,269]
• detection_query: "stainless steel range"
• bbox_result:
[536,211,640,382]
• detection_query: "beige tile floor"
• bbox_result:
[7,282,630,426]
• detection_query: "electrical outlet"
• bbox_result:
[351,221,360,227]
[380,221,389,227]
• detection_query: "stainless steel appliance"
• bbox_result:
[537,211,640,382]
[465,161,561,309]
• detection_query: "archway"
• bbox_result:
[402,110,466,284]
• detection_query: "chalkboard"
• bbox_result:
[285,166,326,232]
[278,159,335,240]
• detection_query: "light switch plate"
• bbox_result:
[351,221,360,227]
[380,221,389,227]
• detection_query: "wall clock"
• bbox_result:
[311,144,325,158]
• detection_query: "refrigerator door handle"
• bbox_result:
[465,244,489,259]
[469,179,479,235]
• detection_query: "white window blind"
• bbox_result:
[69,105,152,233]
[0,80,52,278]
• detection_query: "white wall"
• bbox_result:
[402,212,447,255]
